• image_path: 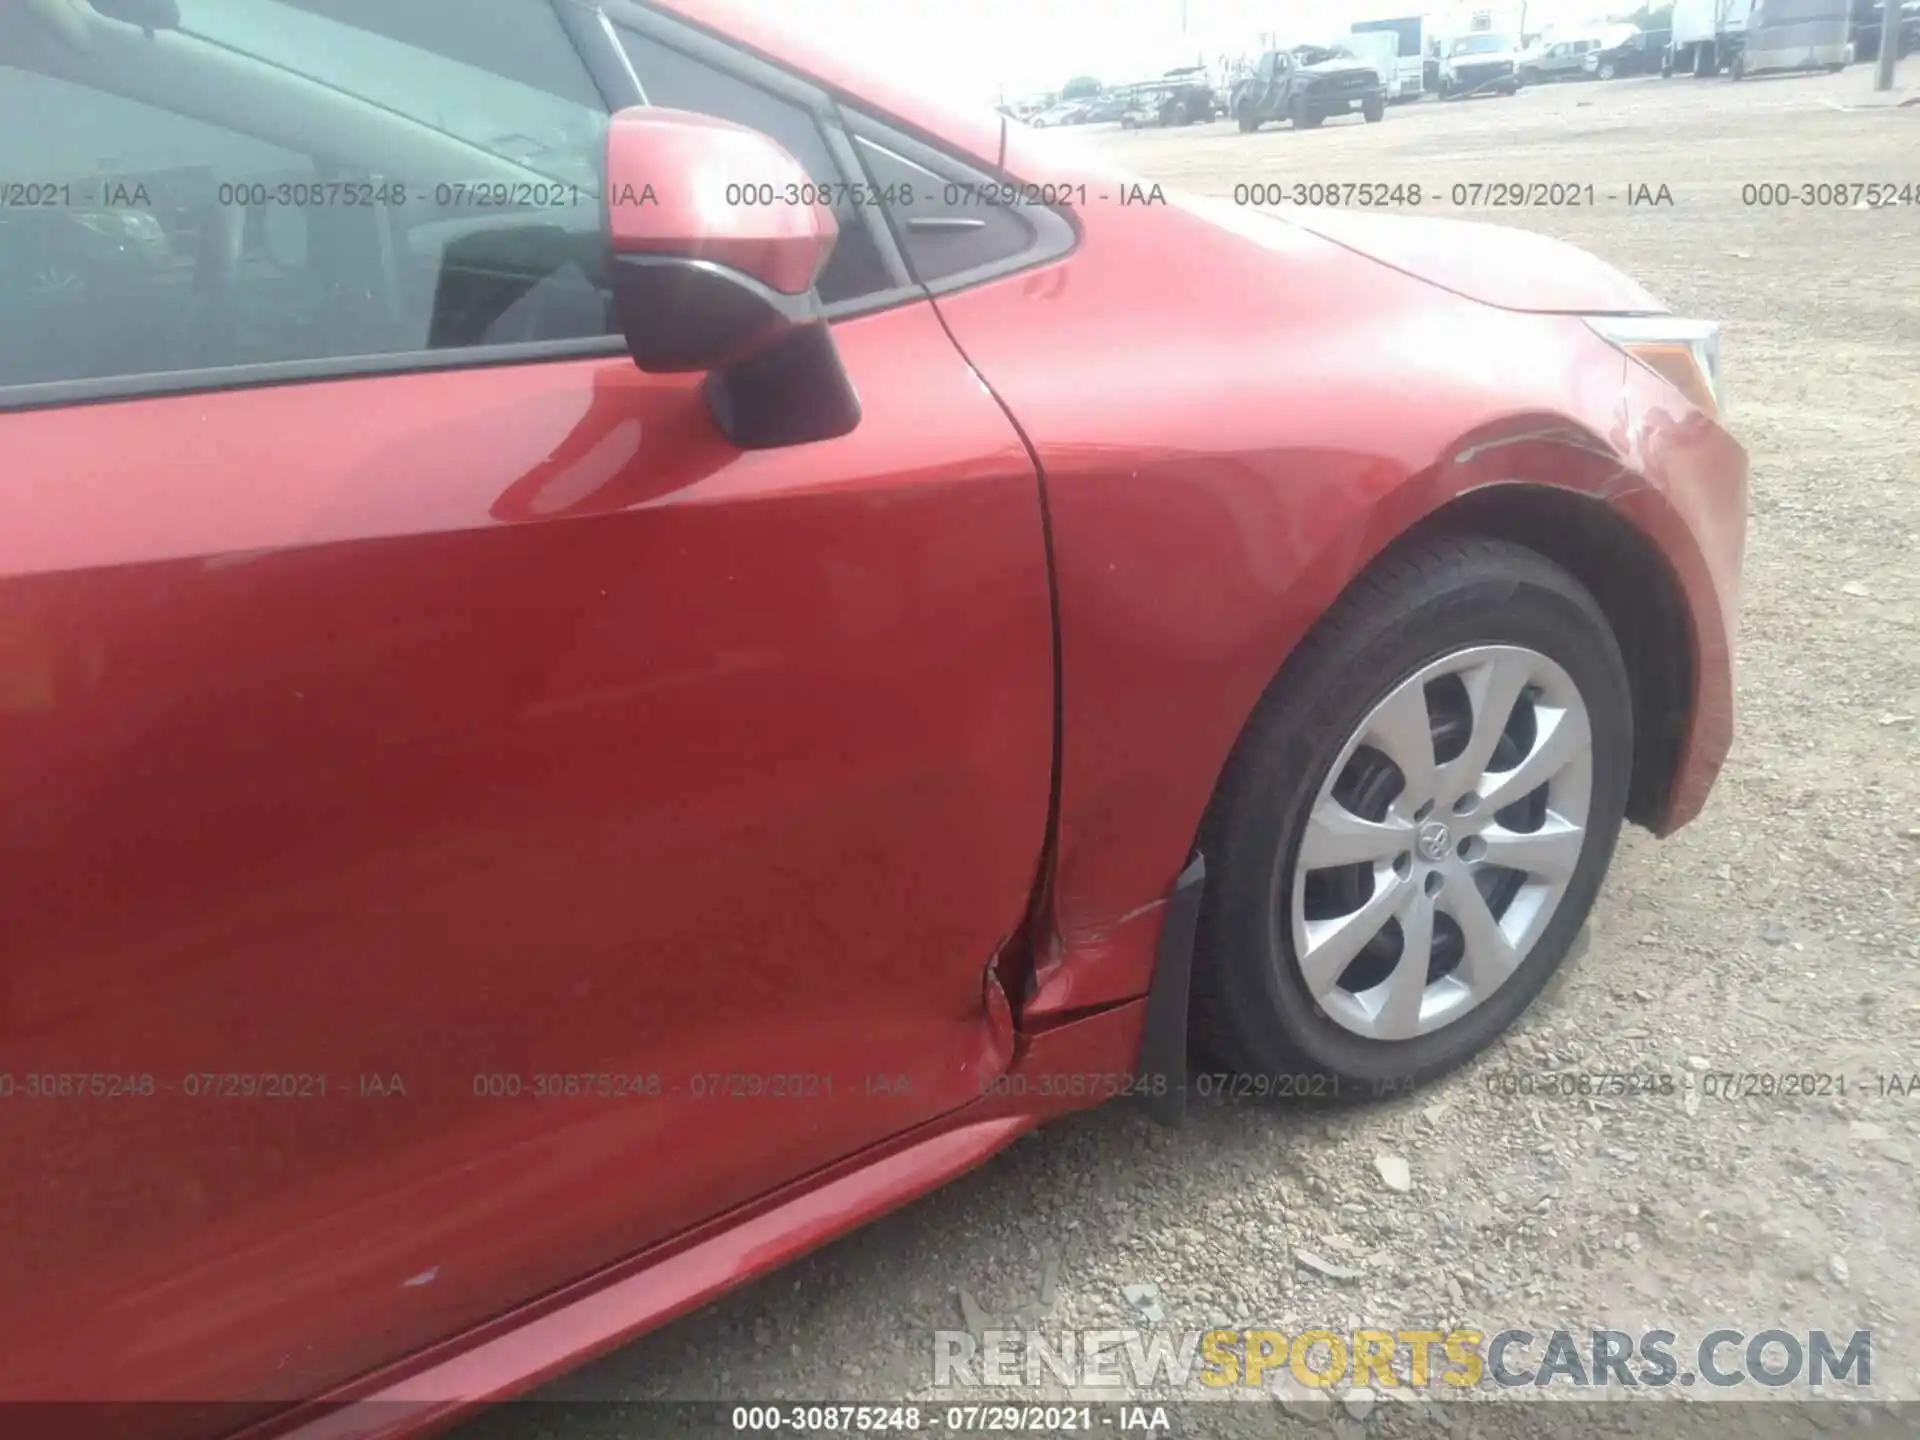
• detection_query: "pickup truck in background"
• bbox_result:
[1516,29,1608,82]
[1438,31,1523,94]
[1233,44,1388,129]
[1583,23,1668,76]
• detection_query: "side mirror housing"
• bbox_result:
[602,107,860,449]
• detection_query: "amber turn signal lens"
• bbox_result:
[1585,316,1724,418]
[1622,341,1718,417]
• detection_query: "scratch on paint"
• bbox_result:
[1451,425,1608,467]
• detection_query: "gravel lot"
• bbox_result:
[464,65,1920,1436]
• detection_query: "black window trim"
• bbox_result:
[838,111,1078,298]
[0,336,631,415]
[594,0,921,316]
[599,0,1076,295]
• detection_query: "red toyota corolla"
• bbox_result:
[0,0,1744,1435]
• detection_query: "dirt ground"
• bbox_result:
[465,66,1920,1435]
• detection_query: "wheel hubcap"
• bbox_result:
[1284,644,1594,1042]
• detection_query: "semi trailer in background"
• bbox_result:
[1670,0,1852,76]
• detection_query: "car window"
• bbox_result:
[849,137,1040,286]
[0,0,613,391]
[609,26,892,306]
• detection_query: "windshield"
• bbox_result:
[1292,44,1355,64]
[1450,34,1511,54]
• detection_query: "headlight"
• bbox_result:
[1585,315,1724,417]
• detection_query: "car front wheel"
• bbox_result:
[1190,536,1632,1092]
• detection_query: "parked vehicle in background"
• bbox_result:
[1438,32,1522,94]
[1117,77,1207,129]
[1030,100,1089,127]
[1670,0,1743,72]
[1670,0,1851,73]
[1345,29,1405,95]
[1585,25,1671,74]
[1578,23,1649,76]
[1736,0,1853,73]
[1117,67,1215,128]
[1517,30,1606,82]
[1080,93,1131,122]
[1351,13,1428,97]
[1850,0,1920,57]
[1234,44,1388,129]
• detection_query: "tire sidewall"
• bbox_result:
[1202,557,1633,1087]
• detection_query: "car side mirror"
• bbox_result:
[603,106,860,449]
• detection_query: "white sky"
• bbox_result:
[743,0,1629,104]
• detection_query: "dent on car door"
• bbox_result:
[0,0,1051,1422]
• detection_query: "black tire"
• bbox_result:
[1362,95,1385,121]
[1290,96,1322,128]
[1188,536,1633,1091]
[1238,109,1261,132]
[1598,61,1617,79]
[1518,67,1540,85]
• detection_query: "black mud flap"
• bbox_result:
[1136,853,1206,1128]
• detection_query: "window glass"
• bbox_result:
[610,27,893,306]
[852,140,1038,286]
[0,0,613,390]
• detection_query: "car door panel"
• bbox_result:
[0,298,1053,1410]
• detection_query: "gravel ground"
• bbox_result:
[462,65,1920,1436]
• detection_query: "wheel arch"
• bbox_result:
[1392,483,1695,834]
[1123,478,1698,1115]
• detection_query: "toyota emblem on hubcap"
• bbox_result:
[1416,820,1452,863]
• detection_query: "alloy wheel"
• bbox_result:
[1284,644,1593,1042]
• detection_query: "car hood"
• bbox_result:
[1298,58,1379,77]
[1279,208,1667,314]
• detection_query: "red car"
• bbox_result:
[0,0,1744,1435]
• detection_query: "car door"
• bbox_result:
[1265,52,1294,109]
[0,0,1052,1420]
